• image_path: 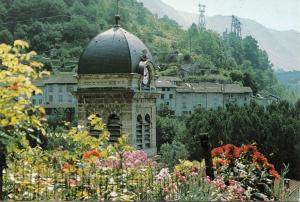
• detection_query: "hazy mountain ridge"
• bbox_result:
[138,0,300,71]
[275,71,300,95]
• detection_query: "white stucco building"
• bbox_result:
[156,77,253,116]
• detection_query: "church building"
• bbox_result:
[75,13,159,155]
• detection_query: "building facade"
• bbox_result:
[156,77,253,116]
[75,22,159,156]
[32,72,77,121]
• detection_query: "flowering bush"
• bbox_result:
[211,144,280,200]
[4,115,158,201]
[156,160,250,201]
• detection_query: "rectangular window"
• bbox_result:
[68,95,73,103]
[182,102,186,109]
[161,94,164,99]
[66,86,74,92]
[39,99,42,105]
[58,85,63,93]
[49,95,53,102]
[32,99,36,105]
[49,85,53,92]
[59,95,63,102]
[167,88,170,91]
[169,94,173,99]
[162,88,165,91]
[166,102,169,106]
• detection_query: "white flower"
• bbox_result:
[110,191,118,197]
[109,178,115,184]
[77,125,85,131]
[48,185,54,192]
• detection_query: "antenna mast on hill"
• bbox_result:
[198,3,206,31]
[231,15,242,37]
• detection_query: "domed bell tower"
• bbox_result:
[76,6,159,155]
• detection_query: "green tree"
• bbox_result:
[156,116,186,150]
[0,41,49,197]
[243,72,258,94]
[159,141,189,168]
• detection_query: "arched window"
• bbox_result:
[136,115,143,149]
[144,114,151,148]
[107,114,121,142]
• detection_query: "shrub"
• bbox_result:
[159,141,189,168]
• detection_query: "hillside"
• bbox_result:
[0,0,297,102]
[138,0,300,71]
[0,0,185,69]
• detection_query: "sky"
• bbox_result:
[161,0,300,32]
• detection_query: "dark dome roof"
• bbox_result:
[78,27,153,74]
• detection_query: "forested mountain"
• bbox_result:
[0,0,185,68]
[138,0,300,71]
[0,0,297,101]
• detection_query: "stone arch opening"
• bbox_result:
[136,114,143,149]
[107,114,122,142]
[144,114,151,148]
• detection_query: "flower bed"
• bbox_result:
[211,144,280,200]
[2,116,284,201]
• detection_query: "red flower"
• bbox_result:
[211,147,224,157]
[241,145,257,153]
[223,144,235,158]
[8,82,18,91]
[266,163,275,170]
[61,163,76,173]
[213,159,229,166]
[269,169,280,178]
[83,149,101,159]
[233,146,241,158]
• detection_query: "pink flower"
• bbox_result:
[229,179,236,186]
[68,179,77,187]
[205,176,211,183]
[191,165,199,173]
[122,150,150,169]
[95,159,101,168]
[155,168,171,181]
[175,170,181,178]
[179,176,187,183]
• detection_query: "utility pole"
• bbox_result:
[237,21,242,37]
[198,3,206,31]
[231,15,235,33]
